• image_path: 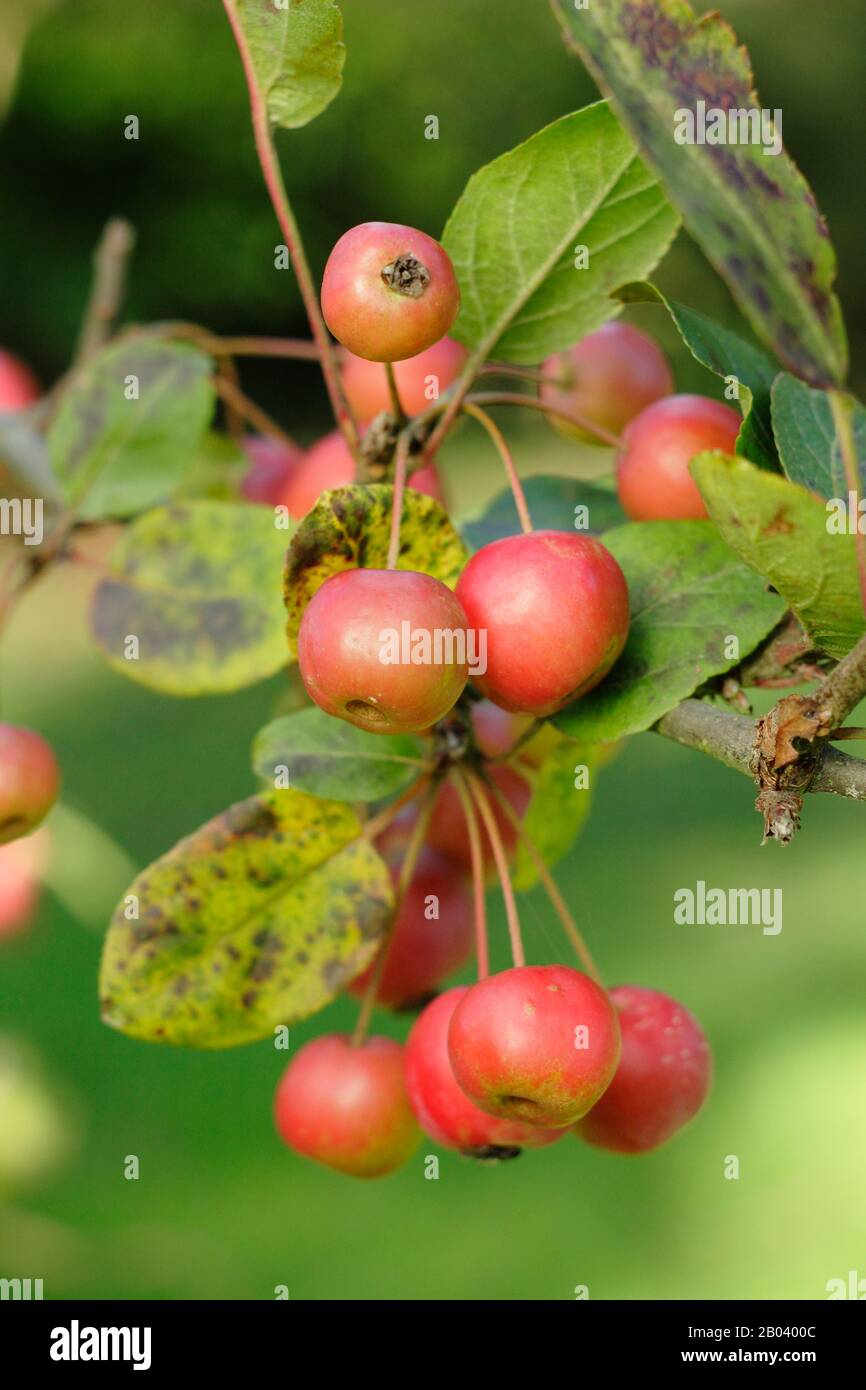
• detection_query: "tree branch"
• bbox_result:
[655,698,866,802]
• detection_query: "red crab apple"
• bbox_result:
[297,568,470,734]
[541,321,674,443]
[0,349,40,412]
[240,434,304,505]
[406,988,566,1157]
[575,985,712,1153]
[426,764,531,876]
[470,700,561,769]
[274,1034,420,1178]
[341,338,467,423]
[616,393,741,521]
[321,222,460,362]
[349,846,474,1008]
[448,964,621,1127]
[281,429,444,518]
[0,724,60,845]
[0,830,47,938]
[455,531,630,716]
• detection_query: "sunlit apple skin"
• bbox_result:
[541,321,673,442]
[575,985,712,1153]
[240,435,305,505]
[448,965,621,1127]
[349,847,474,1008]
[0,725,60,845]
[425,765,531,877]
[0,350,40,412]
[342,338,467,423]
[274,1035,420,1178]
[297,568,470,734]
[321,222,460,363]
[406,988,566,1157]
[282,429,444,518]
[616,394,741,521]
[455,531,630,716]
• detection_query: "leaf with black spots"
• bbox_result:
[99,790,393,1048]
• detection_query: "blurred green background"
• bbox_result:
[1,0,865,1301]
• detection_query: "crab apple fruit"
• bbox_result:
[321,222,460,363]
[298,568,470,734]
[274,1034,419,1178]
[0,350,40,412]
[349,847,474,1008]
[448,965,620,1127]
[616,393,741,521]
[455,531,629,716]
[575,985,712,1153]
[426,764,531,876]
[406,988,566,1157]
[341,338,467,423]
[281,429,444,518]
[541,321,673,443]
[0,833,46,938]
[240,434,304,505]
[0,725,60,846]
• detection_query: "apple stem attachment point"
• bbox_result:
[381,253,430,298]
[462,401,533,535]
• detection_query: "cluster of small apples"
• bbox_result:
[0,724,59,939]
[275,971,712,1177]
[540,319,742,519]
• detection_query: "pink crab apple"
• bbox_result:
[0,349,40,412]
[469,700,561,769]
[0,724,60,845]
[455,531,630,716]
[448,964,621,1127]
[616,393,741,521]
[297,568,470,734]
[274,1035,420,1178]
[575,985,712,1153]
[240,434,305,505]
[349,846,474,1008]
[406,988,567,1158]
[0,830,48,939]
[281,429,444,518]
[541,321,674,443]
[341,338,467,423]
[321,222,460,362]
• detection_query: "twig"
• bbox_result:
[74,218,136,364]
[465,391,622,448]
[212,376,300,453]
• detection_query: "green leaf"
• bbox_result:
[253,708,429,802]
[442,102,679,364]
[284,484,469,657]
[90,501,291,695]
[0,413,63,503]
[99,790,393,1048]
[48,340,214,521]
[225,0,345,130]
[174,430,250,502]
[512,738,596,892]
[553,520,785,741]
[554,0,847,388]
[692,452,865,660]
[772,374,866,500]
[616,281,779,470]
[462,476,625,551]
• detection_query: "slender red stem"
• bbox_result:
[213,375,301,452]
[462,401,533,534]
[466,390,622,449]
[484,773,603,985]
[386,431,412,570]
[221,0,360,461]
[385,361,407,425]
[465,770,525,969]
[451,769,489,980]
